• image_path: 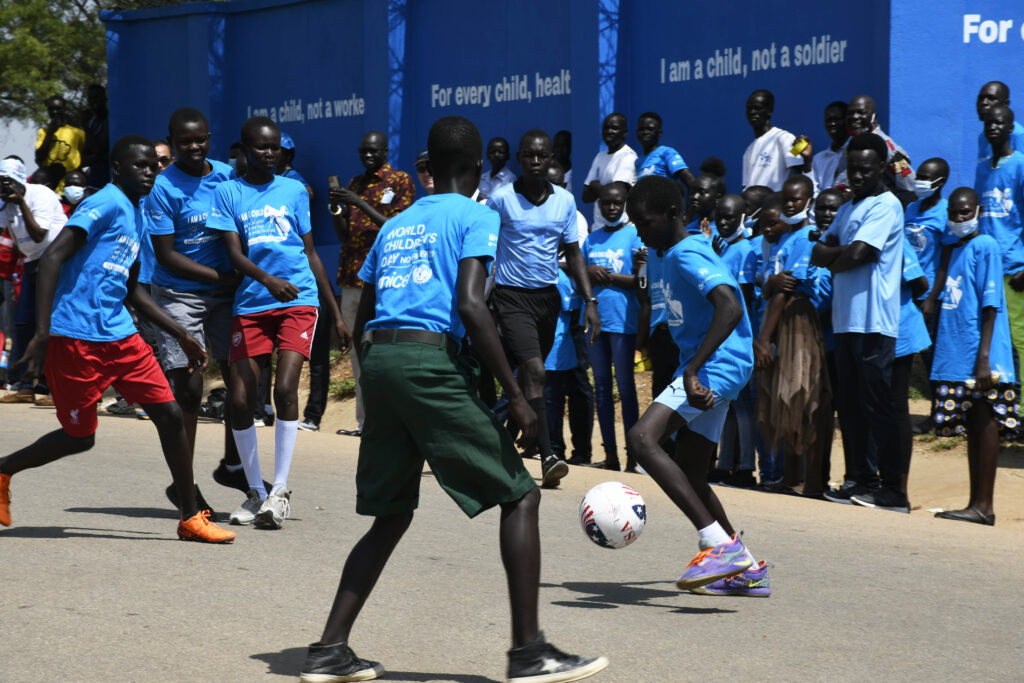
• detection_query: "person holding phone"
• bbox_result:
[312,131,413,436]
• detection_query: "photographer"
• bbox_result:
[0,158,67,403]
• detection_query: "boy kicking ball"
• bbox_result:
[0,135,234,544]
[625,176,769,596]
[208,117,350,529]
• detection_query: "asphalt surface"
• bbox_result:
[1,403,1022,682]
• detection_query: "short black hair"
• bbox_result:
[749,89,774,109]
[949,186,979,205]
[168,108,209,138]
[987,104,1015,123]
[111,134,155,165]
[847,133,888,163]
[241,116,279,145]
[699,156,727,178]
[604,111,627,124]
[488,137,510,149]
[518,128,551,152]
[825,100,847,113]
[638,111,662,127]
[919,157,950,177]
[151,138,167,149]
[627,176,683,218]
[783,174,814,196]
[696,172,726,196]
[761,193,784,215]
[816,187,846,205]
[742,185,772,206]
[427,116,482,177]
[601,180,631,197]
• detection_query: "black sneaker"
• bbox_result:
[212,460,273,495]
[541,456,569,488]
[164,483,215,517]
[850,487,910,513]
[565,456,593,466]
[507,632,608,683]
[707,469,729,484]
[721,470,757,489]
[300,641,383,682]
[298,419,320,432]
[822,481,868,505]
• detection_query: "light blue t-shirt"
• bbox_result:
[903,197,947,297]
[50,184,141,342]
[487,183,577,288]
[145,159,234,291]
[582,224,643,334]
[207,176,318,315]
[661,235,754,400]
[977,121,1024,162]
[975,151,1024,276]
[931,234,1015,383]
[647,248,668,331]
[138,217,155,285]
[761,225,818,302]
[545,270,579,372]
[816,268,834,351]
[359,193,499,342]
[827,191,904,337]
[718,236,756,287]
[636,145,687,179]
[896,237,931,358]
[748,233,765,337]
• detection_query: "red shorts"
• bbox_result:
[45,334,175,438]
[229,306,318,363]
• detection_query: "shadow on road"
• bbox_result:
[250,648,501,682]
[542,580,737,614]
[65,506,179,519]
[0,525,171,540]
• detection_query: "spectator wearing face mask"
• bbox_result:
[60,170,91,218]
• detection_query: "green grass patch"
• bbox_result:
[329,378,357,401]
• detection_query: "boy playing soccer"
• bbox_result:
[300,116,607,683]
[0,135,235,543]
[625,176,768,596]
[208,117,350,529]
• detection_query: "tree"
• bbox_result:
[0,0,212,124]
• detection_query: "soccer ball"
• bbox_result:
[579,482,646,549]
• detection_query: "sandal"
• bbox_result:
[934,506,995,526]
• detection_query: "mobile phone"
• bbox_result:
[327,175,341,190]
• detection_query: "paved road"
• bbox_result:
[1,404,1022,682]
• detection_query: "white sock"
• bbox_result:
[698,521,731,548]
[273,419,298,493]
[224,462,243,473]
[231,425,267,499]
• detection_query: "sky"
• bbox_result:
[0,119,39,170]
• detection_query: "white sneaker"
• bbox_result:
[256,489,291,529]
[229,488,262,525]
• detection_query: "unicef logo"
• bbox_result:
[412,264,433,285]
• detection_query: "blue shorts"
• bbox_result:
[654,377,730,443]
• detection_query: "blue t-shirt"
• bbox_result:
[684,217,713,236]
[281,167,310,187]
[359,193,499,342]
[487,183,577,288]
[827,192,904,337]
[975,151,1024,276]
[138,217,155,285]
[718,236,757,287]
[636,145,687,179]
[977,120,1024,162]
[582,224,643,334]
[931,234,1015,383]
[145,159,234,291]
[50,185,141,342]
[661,235,754,400]
[207,176,318,315]
[896,237,931,358]
[761,225,819,302]
[903,197,947,297]
[816,268,834,350]
[545,270,579,372]
[748,233,766,337]
[647,248,668,331]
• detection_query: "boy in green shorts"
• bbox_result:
[300,116,608,683]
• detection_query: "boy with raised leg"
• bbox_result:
[625,176,768,597]
[0,136,234,543]
[300,116,607,683]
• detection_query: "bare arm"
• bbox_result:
[812,240,877,273]
[921,244,952,320]
[220,231,300,303]
[3,186,49,243]
[127,263,207,370]
[754,292,786,368]
[151,233,237,287]
[975,307,998,391]
[563,241,601,341]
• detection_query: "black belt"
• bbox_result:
[363,328,457,354]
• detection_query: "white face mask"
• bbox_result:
[720,223,744,243]
[63,185,85,204]
[947,207,980,238]
[780,201,811,225]
[913,178,944,199]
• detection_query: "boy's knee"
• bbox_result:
[272,386,296,411]
[146,400,183,428]
[64,432,95,453]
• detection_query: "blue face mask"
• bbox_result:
[913,178,943,199]
[947,208,980,238]
[743,208,760,229]
[780,201,811,225]
[63,185,85,204]
[227,158,238,171]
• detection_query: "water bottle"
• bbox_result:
[637,261,647,290]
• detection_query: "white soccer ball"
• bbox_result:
[579,481,646,549]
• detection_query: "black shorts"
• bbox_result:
[492,284,562,364]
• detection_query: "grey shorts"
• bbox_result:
[151,284,234,369]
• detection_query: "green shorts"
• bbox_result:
[355,340,536,518]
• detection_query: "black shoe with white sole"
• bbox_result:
[300,641,383,682]
[541,456,569,488]
[850,487,910,513]
[507,632,608,683]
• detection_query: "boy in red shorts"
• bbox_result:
[0,135,235,543]
[208,117,349,529]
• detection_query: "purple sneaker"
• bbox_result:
[675,535,752,591]
[689,560,772,597]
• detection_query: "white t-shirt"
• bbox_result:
[584,144,638,229]
[477,166,515,200]
[0,183,67,262]
[812,140,848,192]
[741,126,804,191]
[564,168,574,194]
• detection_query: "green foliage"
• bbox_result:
[0,0,217,123]
[329,378,357,401]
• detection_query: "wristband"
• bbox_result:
[330,204,343,216]
[585,296,598,304]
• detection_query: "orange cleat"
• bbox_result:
[0,473,11,527]
[177,509,236,544]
